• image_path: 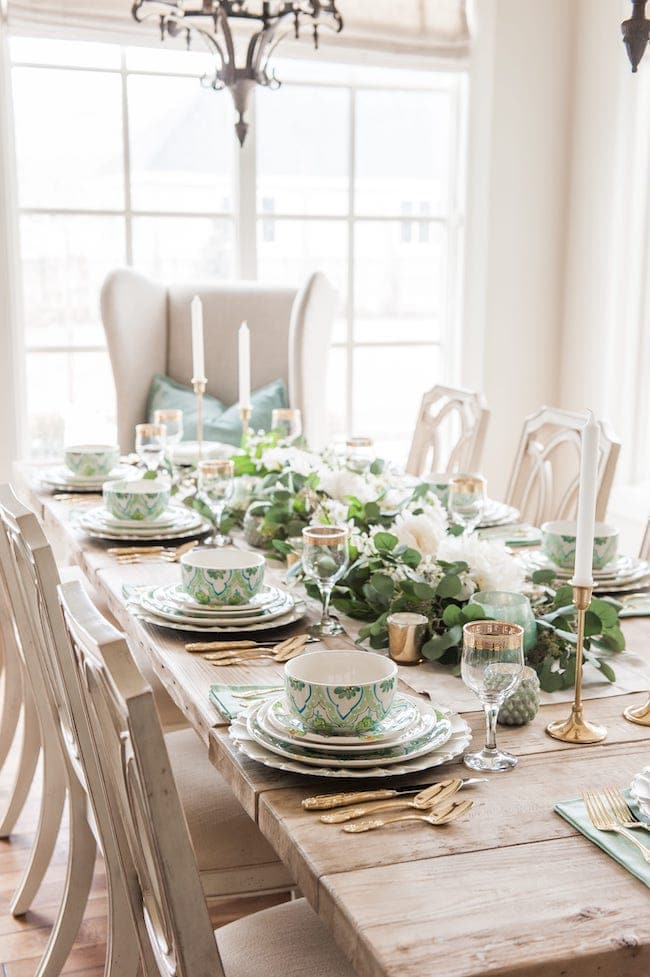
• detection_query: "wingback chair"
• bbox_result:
[100,268,337,452]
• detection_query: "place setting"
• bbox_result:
[40,443,138,494]
[127,546,306,635]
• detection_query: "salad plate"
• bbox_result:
[266,691,421,746]
[42,463,138,492]
[129,602,307,635]
[137,586,295,627]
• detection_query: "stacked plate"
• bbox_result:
[479,499,520,528]
[41,463,138,493]
[519,551,650,594]
[77,504,211,543]
[128,582,306,635]
[229,692,471,779]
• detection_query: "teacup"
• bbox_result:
[284,650,397,735]
[541,520,619,571]
[64,444,120,478]
[180,548,265,606]
[103,478,170,522]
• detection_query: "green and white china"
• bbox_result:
[103,478,170,521]
[541,520,619,571]
[284,650,397,735]
[269,692,420,746]
[468,590,537,652]
[138,585,294,627]
[180,548,265,606]
[64,443,120,478]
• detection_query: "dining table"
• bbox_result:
[16,466,650,977]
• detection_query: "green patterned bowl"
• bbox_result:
[64,443,120,478]
[103,478,170,521]
[541,520,619,571]
[284,651,398,735]
[180,548,265,606]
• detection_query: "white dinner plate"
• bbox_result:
[228,711,472,779]
[519,551,650,591]
[42,464,138,492]
[138,586,295,627]
[80,506,202,536]
[129,602,307,635]
[478,500,520,528]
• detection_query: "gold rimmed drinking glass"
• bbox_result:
[197,459,235,547]
[448,473,487,533]
[135,423,167,473]
[461,621,525,773]
[271,407,302,441]
[301,525,349,637]
[153,409,184,446]
[346,436,374,473]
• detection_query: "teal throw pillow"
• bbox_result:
[146,374,288,447]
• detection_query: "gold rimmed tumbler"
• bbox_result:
[461,621,525,772]
[135,423,167,473]
[301,525,349,638]
[448,474,487,533]
[271,407,302,441]
[197,459,234,547]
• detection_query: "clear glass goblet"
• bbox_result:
[346,436,374,473]
[448,473,487,532]
[135,423,167,474]
[197,459,234,547]
[467,591,538,653]
[153,408,183,446]
[461,621,525,772]
[271,407,302,441]
[301,525,349,637]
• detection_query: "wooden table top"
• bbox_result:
[19,472,650,977]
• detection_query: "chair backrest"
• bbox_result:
[405,385,490,476]
[101,268,336,452]
[504,406,621,526]
[58,580,225,977]
[640,519,650,561]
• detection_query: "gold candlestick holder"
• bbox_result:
[240,405,252,444]
[624,695,650,726]
[546,584,607,744]
[192,377,207,462]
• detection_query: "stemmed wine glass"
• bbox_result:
[448,474,487,533]
[271,408,302,441]
[346,436,374,473]
[461,621,525,772]
[154,409,183,477]
[301,525,349,637]
[135,423,167,474]
[197,459,234,547]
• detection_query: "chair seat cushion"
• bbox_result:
[216,897,356,977]
[146,373,288,445]
[165,727,294,893]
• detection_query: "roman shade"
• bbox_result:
[7,0,470,62]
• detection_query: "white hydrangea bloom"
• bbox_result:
[436,534,526,595]
[318,468,377,504]
[392,505,448,556]
[260,446,320,476]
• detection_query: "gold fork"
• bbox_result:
[342,798,473,833]
[603,787,650,833]
[583,791,650,862]
[115,540,196,564]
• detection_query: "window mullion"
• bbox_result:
[346,86,356,435]
[120,50,133,266]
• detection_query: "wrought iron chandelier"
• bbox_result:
[622,0,650,71]
[131,1,343,145]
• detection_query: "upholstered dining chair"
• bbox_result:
[0,485,294,977]
[405,385,490,477]
[58,578,357,977]
[100,268,337,452]
[504,406,621,526]
[640,518,650,561]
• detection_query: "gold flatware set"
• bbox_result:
[109,540,197,564]
[583,787,650,862]
[185,633,313,665]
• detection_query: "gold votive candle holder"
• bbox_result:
[387,612,429,665]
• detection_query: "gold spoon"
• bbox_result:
[342,798,473,833]
[320,779,463,823]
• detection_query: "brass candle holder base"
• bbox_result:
[546,584,607,745]
[623,696,650,727]
[192,377,207,462]
[240,405,252,443]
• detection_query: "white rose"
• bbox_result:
[318,469,375,504]
[436,534,526,594]
[392,509,447,556]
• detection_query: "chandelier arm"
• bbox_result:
[214,5,237,68]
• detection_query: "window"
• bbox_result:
[10,36,467,461]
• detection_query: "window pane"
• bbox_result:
[126,45,213,76]
[326,345,348,439]
[11,36,120,69]
[257,218,347,303]
[21,214,126,348]
[354,220,446,343]
[256,86,349,215]
[352,345,442,448]
[355,89,452,216]
[12,67,124,209]
[128,74,234,212]
[132,216,234,280]
[27,351,117,459]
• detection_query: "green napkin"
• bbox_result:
[619,595,650,618]
[477,523,543,547]
[555,793,650,887]
[209,684,281,722]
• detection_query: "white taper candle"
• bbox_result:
[573,410,600,587]
[238,321,251,409]
[191,296,204,381]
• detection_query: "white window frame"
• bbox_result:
[11,39,468,452]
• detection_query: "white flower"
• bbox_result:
[436,534,526,595]
[313,498,350,527]
[318,468,376,504]
[260,446,319,476]
[392,505,448,556]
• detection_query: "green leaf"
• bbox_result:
[442,604,462,627]
[142,470,158,480]
[436,574,461,598]
[462,602,487,622]
[364,501,381,521]
[421,627,461,661]
[411,581,437,601]
[369,573,394,598]
[373,532,398,552]
[596,659,616,683]
[553,586,574,608]
[448,523,464,537]
[539,657,563,693]
[400,547,422,568]
[532,569,558,585]
[589,598,619,630]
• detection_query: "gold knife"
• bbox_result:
[301,777,486,810]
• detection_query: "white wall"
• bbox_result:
[462,0,577,499]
